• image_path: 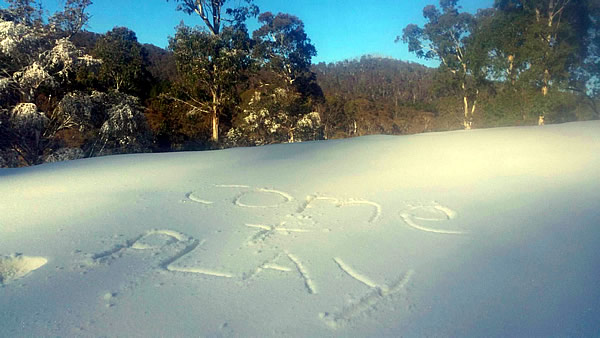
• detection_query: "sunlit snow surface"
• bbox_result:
[1,121,599,336]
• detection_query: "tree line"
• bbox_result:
[1,0,598,167]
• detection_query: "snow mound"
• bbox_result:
[0,121,599,336]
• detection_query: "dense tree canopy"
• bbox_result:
[401,0,482,129]
[253,12,316,86]
[92,26,145,93]
[165,0,258,142]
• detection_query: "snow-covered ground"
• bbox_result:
[1,121,599,336]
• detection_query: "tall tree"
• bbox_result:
[253,12,317,88]
[233,12,323,143]
[493,0,591,124]
[400,0,483,129]
[578,1,600,117]
[92,27,145,93]
[168,24,252,142]
[474,4,528,87]
[166,0,258,142]
[48,0,92,37]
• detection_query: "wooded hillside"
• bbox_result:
[1,0,598,167]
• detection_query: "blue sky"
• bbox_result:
[1,0,493,65]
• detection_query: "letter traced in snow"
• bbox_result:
[320,269,415,329]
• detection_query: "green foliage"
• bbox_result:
[401,2,475,70]
[489,0,591,90]
[253,12,316,86]
[481,88,539,127]
[226,11,324,146]
[168,23,253,141]
[164,0,258,142]
[479,86,582,127]
[400,0,489,128]
[92,27,146,94]
[169,24,251,102]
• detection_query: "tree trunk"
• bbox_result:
[537,0,567,126]
[539,69,550,126]
[211,109,219,142]
[508,54,516,86]
[461,80,473,130]
[463,95,472,130]
[211,91,219,142]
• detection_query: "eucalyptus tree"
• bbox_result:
[168,24,253,143]
[473,4,528,87]
[492,0,591,124]
[400,0,485,129]
[93,27,145,93]
[230,11,323,144]
[252,12,316,88]
[166,0,258,142]
[48,0,92,37]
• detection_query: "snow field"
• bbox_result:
[1,121,599,336]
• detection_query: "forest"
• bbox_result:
[1,0,598,167]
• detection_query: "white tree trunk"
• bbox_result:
[539,69,550,126]
[463,95,472,130]
[211,91,219,142]
[211,110,218,142]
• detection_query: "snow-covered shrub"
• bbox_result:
[10,103,48,130]
[224,127,244,147]
[13,61,54,91]
[0,19,36,56]
[42,38,100,83]
[1,18,45,104]
[0,6,119,166]
[293,111,322,142]
[43,38,79,81]
[0,77,10,90]
[92,92,152,155]
[1,17,100,103]
[77,53,99,65]
[46,38,77,66]
[43,147,84,163]
[232,87,324,146]
[0,103,49,165]
[54,91,98,131]
[54,91,152,156]
[234,105,290,146]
